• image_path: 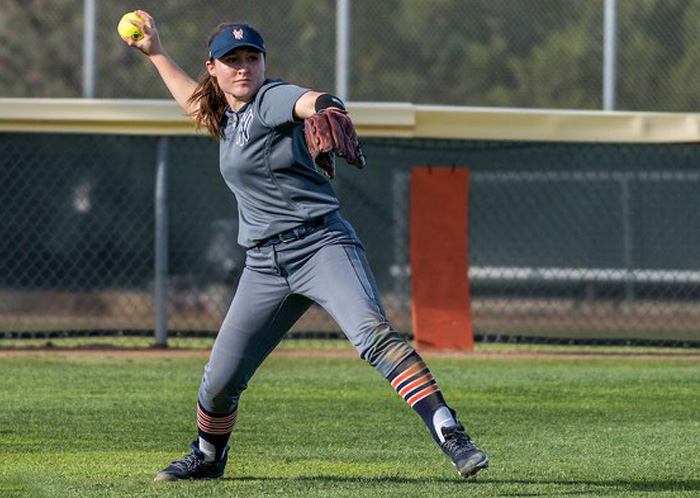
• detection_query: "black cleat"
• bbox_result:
[440,424,489,479]
[154,441,229,481]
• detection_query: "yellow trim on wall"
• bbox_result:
[1,98,700,143]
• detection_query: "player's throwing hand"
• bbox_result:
[120,10,163,57]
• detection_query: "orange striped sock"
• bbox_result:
[388,353,451,443]
[197,403,237,461]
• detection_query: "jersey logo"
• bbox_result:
[235,108,254,146]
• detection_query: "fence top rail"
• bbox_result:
[2,99,700,143]
[470,266,700,283]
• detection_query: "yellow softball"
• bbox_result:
[117,12,145,41]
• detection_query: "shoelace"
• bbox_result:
[172,450,206,472]
[442,427,476,454]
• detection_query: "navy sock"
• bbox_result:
[386,353,457,444]
[197,402,237,461]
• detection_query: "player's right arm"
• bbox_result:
[121,10,199,117]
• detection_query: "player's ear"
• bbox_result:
[205,59,217,77]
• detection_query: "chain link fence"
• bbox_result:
[4,1,700,349]
[4,0,700,111]
[1,131,700,348]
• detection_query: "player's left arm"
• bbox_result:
[298,92,365,178]
[294,91,346,119]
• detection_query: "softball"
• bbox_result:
[117,12,145,41]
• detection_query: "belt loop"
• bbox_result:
[256,213,331,249]
[271,243,280,275]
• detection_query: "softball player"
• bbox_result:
[121,11,488,481]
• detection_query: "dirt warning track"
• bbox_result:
[0,348,698,360]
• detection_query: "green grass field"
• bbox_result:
[0,353,698,497]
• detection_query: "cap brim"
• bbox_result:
[210,43,266,59]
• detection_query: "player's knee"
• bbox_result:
[198,372,248,413]
[354,322,414,377]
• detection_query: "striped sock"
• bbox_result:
[387,353,457,444]
[197,403,237,461]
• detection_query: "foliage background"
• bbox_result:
[3,0,700,110]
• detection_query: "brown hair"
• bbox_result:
[187,24,236,140]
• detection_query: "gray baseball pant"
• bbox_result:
[198,212,415,414]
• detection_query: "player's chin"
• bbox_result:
[231,82,260,102]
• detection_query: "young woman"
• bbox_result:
[121,11,489,481]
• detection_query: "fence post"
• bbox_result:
[336,0,351,101]
[154,136,169,347]
[620,175,635,305]
[603,0,618,110]
[82,0,98,98]
[391,170,411,329]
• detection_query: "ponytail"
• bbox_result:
[187,23,237,140]
[188,70,228,140]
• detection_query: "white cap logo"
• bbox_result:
[233,28,244,40]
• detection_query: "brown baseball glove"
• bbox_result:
[304,108,366,179]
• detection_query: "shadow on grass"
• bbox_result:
[226,475,459,484]
[225,475,700,493]
[483,478,700,492]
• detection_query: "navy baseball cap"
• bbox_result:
[209,24,267,59]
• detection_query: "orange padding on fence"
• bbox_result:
[410,167,473,351]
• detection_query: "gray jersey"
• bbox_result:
[219,79,340,248]
[194,82,467,476]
